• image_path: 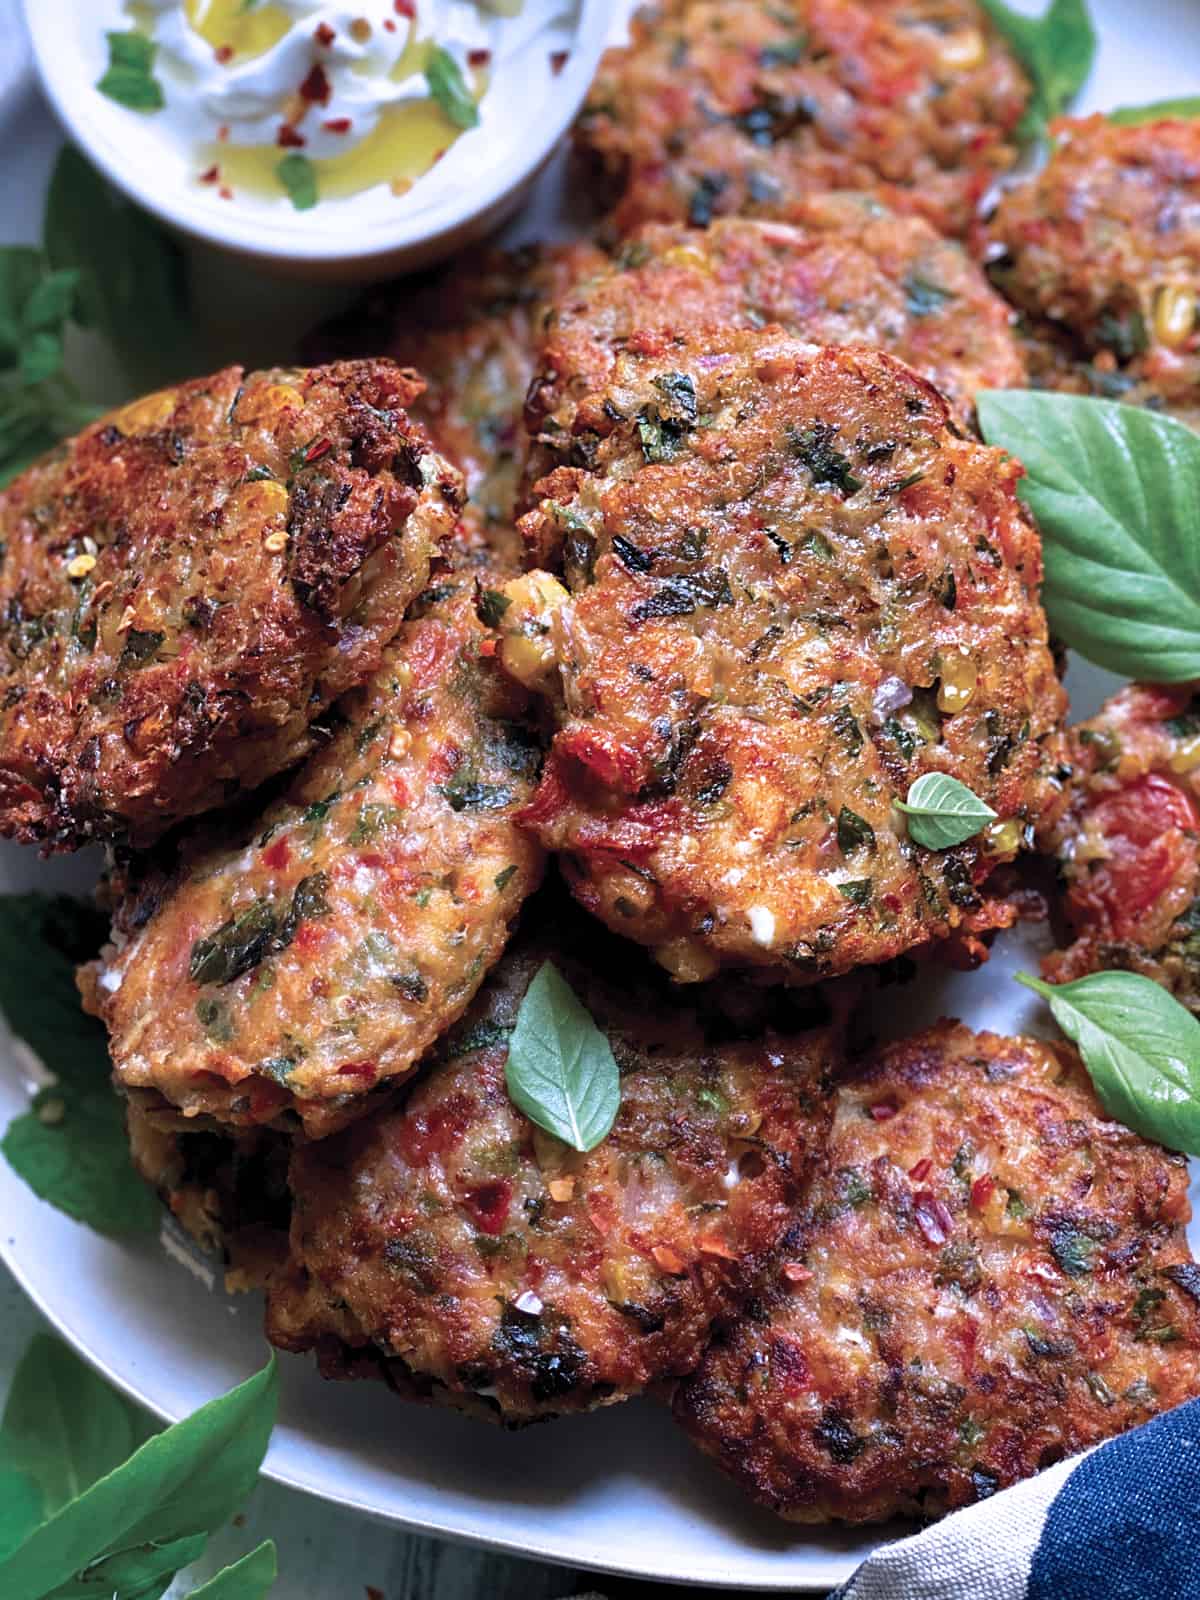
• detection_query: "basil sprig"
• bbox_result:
[0,1334,277,1598]
[1017,971,1200,1155]
[978,391,1200,682]
[0,894,159,1236]
[505,962,620,1152]
[977,0,1095,141]
[896,773,997,849]
[275,154,318,213]
[1110,97,1200,125]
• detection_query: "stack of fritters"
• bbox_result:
[3,0,1199,1536]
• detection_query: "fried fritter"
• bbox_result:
[304,246,606,569]
[1037,683,1200,1005]
[513,334,1065,983]
[674,1022,1200,1523]
[263,907,840,1424]
[526,207,1024,465]
[125,1101,289,1289]
[576,0,1030,241]
[990,116,1200,416]
[81,578,544,1138]
[0,361,461,850]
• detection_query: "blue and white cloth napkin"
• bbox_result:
[832,1401,1200,1599]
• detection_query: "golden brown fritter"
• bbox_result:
[1037,683,1200,1006]
[125,1101,289,1289]
[674,1022,1200,1524]
[0,362,461,851]
[304,246,606,569]
[81,578,544,1138]
[989,116,1200,415]
[513,334,1065,983]
[526,206,1024,466]
[263,906,841,1424]
[576,0,1030,242]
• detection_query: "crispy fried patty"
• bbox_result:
[674,1022,1200,1523]
[576,0,1030,241]
[125,1101,289,1288]
[0,362,461,850]
[515,335,1065,983]
[990,116,1200,417]
[81,578,544,1138]
[305,247,605,569]
[1037,683,1200,1005]
[527,206,1024,464]
[263,906,840,1423]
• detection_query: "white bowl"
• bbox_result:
[20,0,612,280]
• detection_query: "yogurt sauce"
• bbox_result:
[125,0,572,208]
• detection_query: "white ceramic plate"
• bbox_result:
[2,1,1199,1589]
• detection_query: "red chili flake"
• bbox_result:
[315,22,336,46]
[468,48,491,67]
[463,1180,511,1235]
[304,436,332,463]
[913,1189,953,1247]
[299,63,332,104]
[432,148,446,163]
[781,1262,813,1284]
[217,123,230,142]
[869,1099,898,1121]
[395,0,416,14]
[262,835,291,871]
[215,44,234,64]
[336,1059,378,1083]
[383,17,396,29]
[908,1157,932,1182]
[199,164,221,184]
[550,49,569,74]
[366,1588,386,1600]
[323,116,353,134]
[971,1175,996,1211]
[277,124,306,148]
[219,187,234,201]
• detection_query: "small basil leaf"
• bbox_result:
[0,1334,143,1517]
[188,1540,278,1599]
[1016,971,1200,1154]
[977,0,1095,141]
[0,1358,277,1599]
[1109,97,1200,125]
[978,390,1200,681]
[97,33,164,113]
[504,962,620,1153]
[895,773,997,849]
[425,45,480,130]
[275,154,318,212]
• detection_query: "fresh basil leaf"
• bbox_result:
[1017,971,1200,1154]
[0,1471,42,1563]
[0,1357,278,1600]
[0,894,160,1235]
[97,32,164,113]
[188,1541,278,1599]
[896,772,997,849]
[18,331,63,387]
[425,45,480,130]
[978,390,1200,681]
[43,147,191,385]
[2,1088,160,1236]
[47,1532,208,1599]
[505,962,620,1152]
[977,0,1096,140]
[1109,96,1200,125]
[0,1334,144,1518]
[275,153,318,212]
